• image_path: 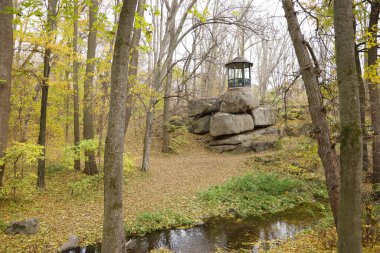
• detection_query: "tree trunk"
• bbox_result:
[334,0,363,251]
[0,0,13,187]
[162,53,174,153]
[102,0,138,252]
[37,0,58,190]
[73,0,81,171]
[367,1,380,183]
[142,102,155,171]
[355,46,369,172]
[162,9,177,153]
[83,0,98,175]
[124,0,146,135]
[282,0,340,226]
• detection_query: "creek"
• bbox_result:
[63,205,323,253]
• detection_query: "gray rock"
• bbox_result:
[209,112,255,137]
[188,98,219,117]
[251,126,281,137]
[5,218,39,235]
[188,115,211,134]
[208,145,236,153]
[220,88,259,113]
[251,140,276,152]
[250,106,276,127]
[209,127,280,146]
[209,132,251,146]
[59,235,79,251]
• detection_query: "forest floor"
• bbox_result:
[0,133,379,252]
[0,134,253,252]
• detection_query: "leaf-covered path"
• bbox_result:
[0,141,252,253]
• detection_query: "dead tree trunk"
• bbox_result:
[334,0,363,251]
[0,0,13,187]
[101,0,138,252]
[282,0,340,226]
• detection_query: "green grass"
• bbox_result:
[125,209,194,236]
[199,172,327,218]
[0,220,7,232]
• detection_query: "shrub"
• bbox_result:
[0,142,43,199]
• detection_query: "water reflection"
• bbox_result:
[62,209,320,253]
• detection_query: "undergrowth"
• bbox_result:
[199,172,327,218]
[125,209,194,236]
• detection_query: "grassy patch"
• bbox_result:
[199,172,327,218]
[0,220,7,232]
[125,209,194,236]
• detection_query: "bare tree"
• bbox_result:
[142,0,196,170]
[282,0,340,225]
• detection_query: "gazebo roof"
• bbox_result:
[225,56,253,68]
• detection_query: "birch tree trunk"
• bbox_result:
[37,0,58,190]
[282,0,340,225]
[83,0,99,175]
[102,0,138,251]
[0,0,13,187]
[334,0,363,251]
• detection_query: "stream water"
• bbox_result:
[62,206,322,253]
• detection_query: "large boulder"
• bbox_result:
[188,98,219,117]
[220,88,259,113]
[208,145,236,153]
[210,112,254,137]
[209,127,281,146]
[188,115,211,134]
[5,218,39,235]
[250,106,275,127]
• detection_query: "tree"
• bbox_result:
[83,0,99,175]
[73,0,81,171]
[101,0,138,251]
[366,0,380,183]
[124,0,146,134]
[282,0,340,225]
[334,0,363,251]
[142,0,196,170]
[37,0,59,190]
[0,0,14,187]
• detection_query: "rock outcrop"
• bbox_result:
[250,106,276,127]
[220,88,259,113]
[188,98,219,117]
[188,115,211,134]
[5,218,39,235]
[188,88,277,153]
[210,113,254,137]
